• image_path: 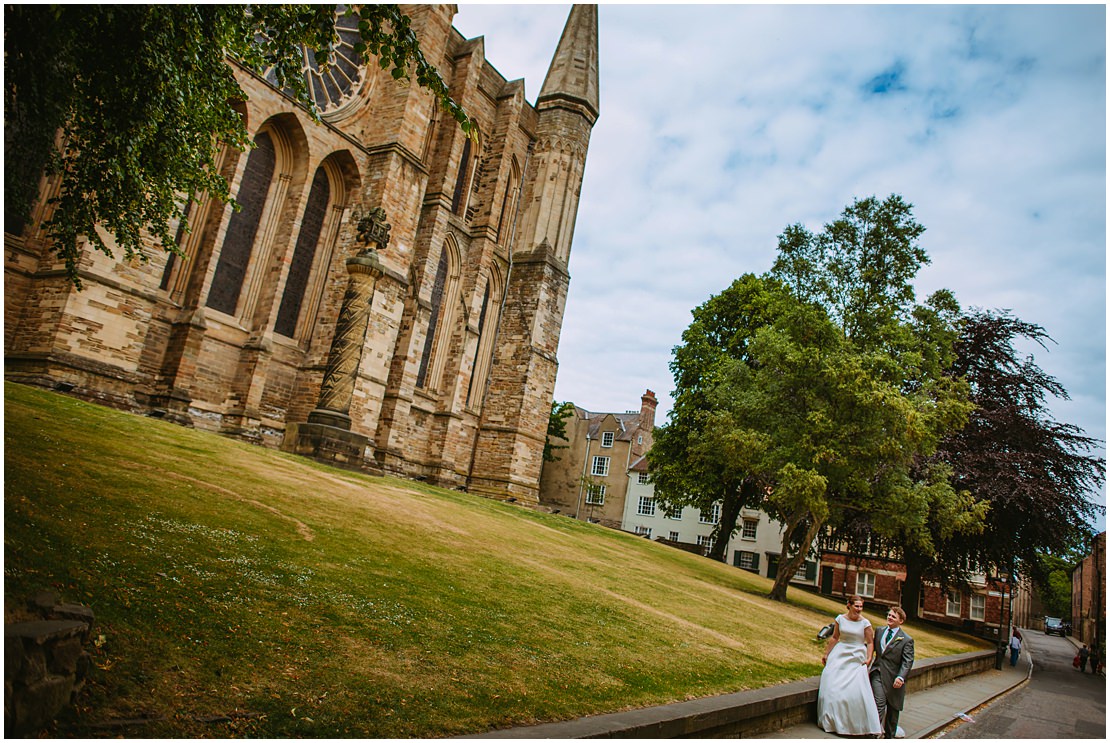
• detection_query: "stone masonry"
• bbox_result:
[4,5,600,502]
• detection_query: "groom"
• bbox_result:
[870,605,914,739]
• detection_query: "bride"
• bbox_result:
[817,595,882,736]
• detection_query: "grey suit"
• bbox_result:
[870,625,914,738]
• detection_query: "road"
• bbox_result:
[939,631,1105,738]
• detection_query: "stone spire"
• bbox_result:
[467,5,600,503]
[537,4,599,124]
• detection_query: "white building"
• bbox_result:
[622,458,819,588]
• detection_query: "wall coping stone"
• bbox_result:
[463,649,994,739]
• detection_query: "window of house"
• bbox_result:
[970,593,986,621]
[585,484,605,505]
[697,535,712,548]
[856,572,876,598]
[664,504,682,520]
[637,496,656,517]
[699,503,720,524]
[947,590,962,617]
[668,531,680,542]
[736,550,759,571]
[591,456,610,477]
[601,431,615,448]
[637,434,643,444]
[638,472,650,485]
[635,525,652,538]
[742,519,758,540]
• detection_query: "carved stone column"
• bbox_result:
[283,208,390,472]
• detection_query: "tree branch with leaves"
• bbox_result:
[4,4,471,287]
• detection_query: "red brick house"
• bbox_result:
[817,545,1016,640]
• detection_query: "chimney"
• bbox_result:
[640,389,658,429]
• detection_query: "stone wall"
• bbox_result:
[5,592,95,737]
[471,649,997,739]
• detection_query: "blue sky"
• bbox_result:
[452,3,1106,525]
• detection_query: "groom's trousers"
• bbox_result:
[870,671,900,738]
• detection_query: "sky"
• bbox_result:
[451,3,1107,525]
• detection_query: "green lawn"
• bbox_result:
[4,382,987,737]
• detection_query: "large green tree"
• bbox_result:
[653,196,973,600]
[898,310,1105,614]
[648,274,787,562]
[5,4,470,286]
[766,195,977,600]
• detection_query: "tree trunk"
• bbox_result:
[768,514,824,602]
[708,485,744,562]
[901,554,925,620]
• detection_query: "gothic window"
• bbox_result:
[159,198,194,291]
[207,131,276,316]
[466,264,503,410]
[416,248,449,388]
[274,166,330,338]
[495,160,520,244]
[465,282,491,407]
[263,9,367,117]
[451,137,471,216]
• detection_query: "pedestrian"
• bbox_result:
[1090,645,1102,675]
[870,605,915,739]
[1008,632,1022,666]
[1079,644,1090,672]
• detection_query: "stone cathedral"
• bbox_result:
[4,5,599,503]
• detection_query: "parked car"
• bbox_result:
[1044,617,1067,636]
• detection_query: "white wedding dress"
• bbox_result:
[817,614,882,735]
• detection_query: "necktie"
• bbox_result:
[884,628,893,649]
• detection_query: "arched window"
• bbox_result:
[451,137,471,216]
[159,197,194,291]
[466,264,503,409]
[274,166,330,338]
[416,248,450,389]
[207,131,276,316]
[496,158,521,245]
[466,281,492,407]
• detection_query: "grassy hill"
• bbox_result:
[4,383,987,737]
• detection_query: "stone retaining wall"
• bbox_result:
[4,593,95,737]
[468,649,995,739]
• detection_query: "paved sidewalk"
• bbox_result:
[757,650,1031,739]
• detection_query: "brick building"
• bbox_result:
[5,5,599,502]
[1072,532,1106,647]
[817,545,1016,639]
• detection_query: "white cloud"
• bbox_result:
[454,3,1106,521]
